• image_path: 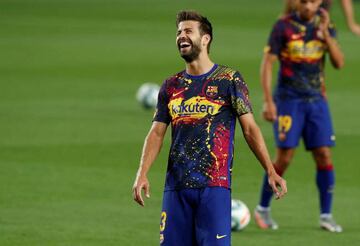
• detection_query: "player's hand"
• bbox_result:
[320,81,328,99]
[268,171,287,200]
[319,8,330,36]
[132,174,150,207]
[262,101,277,122]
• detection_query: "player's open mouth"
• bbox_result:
[178,41,192,50]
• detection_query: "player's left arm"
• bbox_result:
[341,0,360,36]
[238,113,287,199]
[319,8,345,69]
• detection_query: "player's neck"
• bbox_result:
[185,54,214,76]
[296,12,316,24]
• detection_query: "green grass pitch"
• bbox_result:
[1,0,360,245]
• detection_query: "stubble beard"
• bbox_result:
[179,40,202,63]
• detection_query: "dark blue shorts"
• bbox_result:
[274,98,335,150]
[160,187,231,246]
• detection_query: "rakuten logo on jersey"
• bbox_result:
[286,40,325,62]
[171,103,215,115]
[168,96,223,123]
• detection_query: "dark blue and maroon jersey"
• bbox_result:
[266,13,336,100]
[153,64,252,191]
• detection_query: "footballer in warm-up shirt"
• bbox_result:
[153,64,252,190]
[266,13,336,101]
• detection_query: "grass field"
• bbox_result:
[1,0,360,245]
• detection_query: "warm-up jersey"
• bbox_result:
[153,64,252,191]
[266,13,336,100]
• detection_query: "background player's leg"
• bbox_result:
[312,147,334,215]
[304,99,341,232]
[195,187,231,246]
[255,148,295,229]
[311,147,342,232]
[257,99,302,212]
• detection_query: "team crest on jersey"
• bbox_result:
[206,86,218,97]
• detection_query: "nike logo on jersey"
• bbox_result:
[172,89,186,98]
[216,234,227,239]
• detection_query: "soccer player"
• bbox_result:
[254,0,344,232]
[284,0,360,36]
[132,10,287,246]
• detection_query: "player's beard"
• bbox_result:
[178,38,202,63]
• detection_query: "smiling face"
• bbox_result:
[176,20,210,63]
[297,0,323,21]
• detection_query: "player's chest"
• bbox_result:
[167,79,230,120]
[284,27,326,60]
[168,78,229,103]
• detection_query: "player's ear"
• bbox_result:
[202,34,211,47]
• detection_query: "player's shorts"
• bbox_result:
[273,98,335,150]
[160,187,231,246]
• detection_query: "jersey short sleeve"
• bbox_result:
[229,72,252,117]
[328,23,337,39]
[153,81,171,124]
[265,20,284,56]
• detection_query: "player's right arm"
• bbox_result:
[132,121,168,206]
[133,80,171,206]
[260,52,278,122]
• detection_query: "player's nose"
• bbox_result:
[177,30,187,39]
[304,3,312,11]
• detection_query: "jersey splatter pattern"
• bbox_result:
[265,13,336,100]
[153,64,252,190]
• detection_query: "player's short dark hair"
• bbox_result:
[176,10,213,53]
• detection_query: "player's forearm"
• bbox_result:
[260,55,275,103]
[341,0,357,26]
[324,33,345,69]
[241,118,275,175]
[136,130,165,178]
